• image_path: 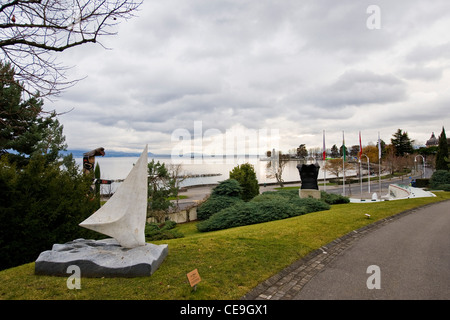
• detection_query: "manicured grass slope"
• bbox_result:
[1,192,449,300]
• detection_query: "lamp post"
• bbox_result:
[362,154,370,193]
[359,158,362,199]
[415,155,425,178]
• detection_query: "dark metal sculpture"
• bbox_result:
[297,163,320,190]
[82,147,105,175]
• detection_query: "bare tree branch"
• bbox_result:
[0,0,142,97]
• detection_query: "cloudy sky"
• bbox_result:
[52,0,450,156]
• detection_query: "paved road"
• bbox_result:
[293,200,450,300]
[242,200,450,300]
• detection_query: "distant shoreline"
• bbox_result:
[63,150,262,159]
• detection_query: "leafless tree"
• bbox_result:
[167,163,186,211]
[324,158,344,179]
[0,0,141,97]
[266,151,289,187]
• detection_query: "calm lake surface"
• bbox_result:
[75,156,353,193]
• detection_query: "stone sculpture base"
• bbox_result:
[299,189,321,199]
[35,238,168,278]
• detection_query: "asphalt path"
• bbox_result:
[293,200,450,300]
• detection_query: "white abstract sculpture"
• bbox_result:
[79,145,148,248]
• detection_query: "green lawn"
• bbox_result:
[1,192,449,300]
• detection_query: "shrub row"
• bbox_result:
[196,188,341,232]
[319,191,351,204]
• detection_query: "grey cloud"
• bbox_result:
[51,0,450,153]
[405,42,450,65]
[400,66,444,81]
[297,70,407,109]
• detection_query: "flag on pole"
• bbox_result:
[323,130,326,160]
[359,131,363,160]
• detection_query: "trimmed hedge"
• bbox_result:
[320,191,350,204]
[414,178,429,188]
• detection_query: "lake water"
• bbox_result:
[75,156,355,193]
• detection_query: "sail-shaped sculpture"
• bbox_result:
[35,145,167,277]
[80,145,148,248]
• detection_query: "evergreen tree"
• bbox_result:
[330,144,340,158]
[435,127,449,170]
[0,62,66,166]
[339,145,348,159]
[94,162,101,207]
[147,160,177,222]
[391,129,414,156]
[296,144,308,158]
[229,163,259,201]
[0,62,99,270]
[0,151,100,270]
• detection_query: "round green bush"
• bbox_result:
[211,179,243,197]
[229,163,260,201]
[430,170,450,189]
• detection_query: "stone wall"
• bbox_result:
[147,206,198,224]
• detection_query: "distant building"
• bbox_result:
[425,132,438,147]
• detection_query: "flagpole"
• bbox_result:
[378,132,381,200]
[323,130,326,192]
[359,131,362,200]
[342,131,345,196]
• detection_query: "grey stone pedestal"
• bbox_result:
[35,238,168,278]
[299,189,321,199]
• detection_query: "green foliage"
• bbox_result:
[320,191,350,204]
[93,162,101,207]
[435,127,449,171]
[391,128,414,156]
[429,170,450,189]
[197,195,244,220]
[0,62,67,166]
[197,189,331,232]
[436,184,450,191]
[196,179,246,221]
[211,179,243,197]
[147,160,177,222]
[229,163,259,201]
[144,221,183,240]
[0,156,100,270]
[414,178,429,188]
